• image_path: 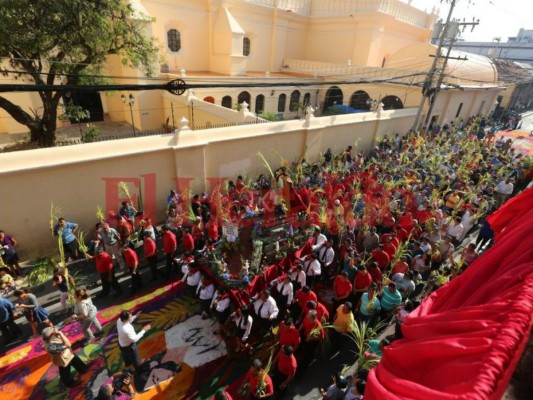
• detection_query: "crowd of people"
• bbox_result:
[1,115,531,399]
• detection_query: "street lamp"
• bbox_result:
[121,94,136,136]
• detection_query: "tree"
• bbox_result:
[0,0,159,147]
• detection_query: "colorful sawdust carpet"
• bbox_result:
[0,282,255,399]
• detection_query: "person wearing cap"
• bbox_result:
[320,371,348,400]
[161,225,177,276]
[143,231,166,282]
[87,248,123,297]
[252,290,279,334]
[311,227,327,251]
[276,345,297,390]
[301,253,321,288]
[42,326,87,388]
[246,358,274,399]
[116,310,151,372]
[121,244,143,295]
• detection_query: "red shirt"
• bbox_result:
[207,223,219,241]
[95,252,113,273]
[144,237,157,257]
[278,352,297,377]
[383,242,397,260]
[371,249,390,271]
[395,226,408,242]
[333,276,352,298]
[368,267,382,283]
[381,234,400,249]
[279,322,301,348]
[302,318,324,339]
[122,248,138,268]
[391,261,409,276]
[247,370,274,397]
[163,231,177,254]
[354,271,372,290]
[295,289,318,310]
[303,301,329,322]
[182,233,194,252]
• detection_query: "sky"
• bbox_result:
[409,0,533,42]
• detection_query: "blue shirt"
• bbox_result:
[55,222,78,244]
[359,293,380,316]
[0,297,15,324]
[368,339,383,357]
[381,289,402,311]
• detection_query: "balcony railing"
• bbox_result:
[245,0,435,29]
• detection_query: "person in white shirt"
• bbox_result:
[232,306,253,352]
[197,275,215,319]
[317,240,335,269]
[116,310,151,372]
[182,262,201,296]
[270,275,294,318]
[290,264,306,293]
[311,227,327,251]
[211,287,231,324]
[447,216,465,246]
[302,253,321,287]
[253,290,279,333]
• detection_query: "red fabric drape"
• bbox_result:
[366,189,533,400]
[486,187,533,239]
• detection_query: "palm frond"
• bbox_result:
[50,202,62,236]
[257,151,276,182]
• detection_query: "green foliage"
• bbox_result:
[26,258,55,287]
[0,0,160,146]
[259,112,280,122]
[82,124,100,143]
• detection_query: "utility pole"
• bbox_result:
[411,0,457,132]
[424,18,479,128]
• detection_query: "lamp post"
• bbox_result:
[121,94,136,136]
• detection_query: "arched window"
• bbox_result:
[255,94,265,114]
[289,90,301,112]
[380,95,404,110]
[221,96,232,109]
[323,86,343,112]
[243,37,251,56]
[167,29,181,52]
[203,96,215,104]
[238,91,251,106]
[303,93,311,107]
[349,91,371,110]
[278,94,286,113]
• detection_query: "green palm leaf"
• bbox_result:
[136,296,200,331]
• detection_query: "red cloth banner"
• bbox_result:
[366,189,533,400]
